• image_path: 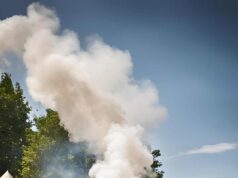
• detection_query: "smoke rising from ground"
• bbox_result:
[0,3,166,178]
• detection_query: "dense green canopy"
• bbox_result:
[20,109,95,178]
[0,73,31,177]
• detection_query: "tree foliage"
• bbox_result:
[0,73,31,177]
[143,149,164,178]
[20,109,95,178]
[151,149,164,178]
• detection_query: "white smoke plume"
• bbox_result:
[0,3,167,178]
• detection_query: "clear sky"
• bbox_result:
[1,0,238,178]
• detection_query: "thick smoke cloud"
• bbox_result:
[0,3,167,178]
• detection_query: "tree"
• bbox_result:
[143,149,164,178]
[150,149,164,178]
[20,109,95,178]
[0,73,31,177]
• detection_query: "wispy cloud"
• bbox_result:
[169,142,238,159]
[186,143,238,155]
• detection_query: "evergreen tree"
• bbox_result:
[0,73,31,177]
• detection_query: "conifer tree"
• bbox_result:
[0,73,31,177]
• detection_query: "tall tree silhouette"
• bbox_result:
[0,73,31,177]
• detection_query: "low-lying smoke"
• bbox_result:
[0,3,167,178]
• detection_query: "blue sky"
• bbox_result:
[1,0,238,178]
